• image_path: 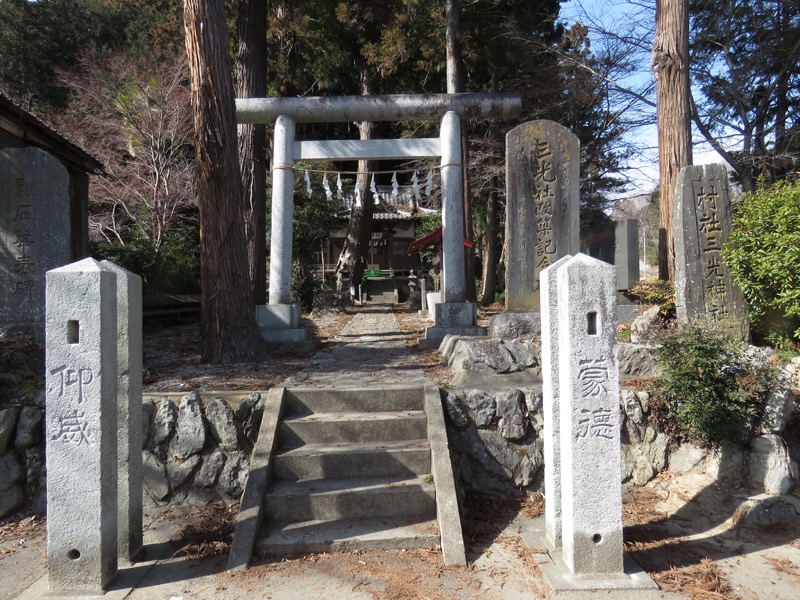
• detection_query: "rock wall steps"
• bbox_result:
[254,385,447,560]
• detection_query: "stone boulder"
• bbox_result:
[14,407,42,450]
[219,452,249,499]
[761,365,797,433]
[668,444,707,473]
[170,392,207,459]
[488,312,541,339]
[629,306,661,344]
[143,450,170,501]
[617,344,661,379]
[495,390,527,440]
[0,408,19,454]
[152,399,177,447]
[205,397,239,450]
[447,338,538,375]
[464,390,496,428]
[747,434,795,495]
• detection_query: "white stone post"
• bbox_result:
[258,114,304,339]
[557,253,623,575]
[540,254,572,549]
[46,258,118,592]
[440,111,465,303]
[270,114,296,307]
[100,261,143,563]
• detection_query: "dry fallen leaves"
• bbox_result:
[764,556,800,583]
[0,512,46,557]
[168,501,238,560]
[652,558,742,600]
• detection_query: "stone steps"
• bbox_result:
[227,384,464,567]
[285,385,423,414]
[272,440,432,480]
[264,475,436,521]
[255,516,441,556]
[279,410,428,445]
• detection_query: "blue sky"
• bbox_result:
[557,0,726,197]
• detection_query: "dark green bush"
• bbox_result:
[91,223,200,294]
[724,179,800,346]
[653,321,767,447]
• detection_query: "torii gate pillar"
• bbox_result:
[255,115,314,349]
[418,111,485,348]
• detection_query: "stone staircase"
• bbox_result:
[228,384,465,568]
[365,277,397,304]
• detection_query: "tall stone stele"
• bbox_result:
[0,147,71,340]
[556,254,623,575]
[674,164,749,341]
[46,258,118,592]
[505,120,580,311]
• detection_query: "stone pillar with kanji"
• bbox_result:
[46,258,118,592]
[557,253,623,575]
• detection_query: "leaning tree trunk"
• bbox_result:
[184,0,265,362]
[479,180,500,306]
[235,0,268,304]
[335,71,374,295]
[652,0,692,281]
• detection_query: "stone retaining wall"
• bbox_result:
[0,406,45,518]
[140,391,265,505]
[2,376,798,520]
[441,387,669,495]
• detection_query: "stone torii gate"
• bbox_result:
[236,93,521,348]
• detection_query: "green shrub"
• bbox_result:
[653,321,767,447]
[92,229,200,295]
[626,278,676,318]
[724,179,800,345]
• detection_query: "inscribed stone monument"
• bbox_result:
[674,164,749,340]
[0,147,71,339]
[580,219,640,290]
[557,254,623,575]
[46,258,118,592]
[505,120,579,311]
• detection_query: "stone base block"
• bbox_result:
[522,517,658,592]
[418,325,487,349]
[258,325,318,354]
[426,292,441,321]
[256,304,299,329]
[434,302,476,328]
[488,311,541,339]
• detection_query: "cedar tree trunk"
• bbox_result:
[184,0,265,362]
[652,0,692,280]
[235,0,268,304]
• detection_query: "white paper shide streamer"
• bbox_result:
[322,172,332,201]
[412,170,421,201]
[304,170,312,198]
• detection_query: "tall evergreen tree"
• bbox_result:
[184,0,265,362]
[690,0,800,190]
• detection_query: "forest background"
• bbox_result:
[1,0,798,358]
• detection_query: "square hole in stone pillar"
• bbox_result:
[67,320,80,344]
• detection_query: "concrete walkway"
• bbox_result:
[283,305,428,388]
